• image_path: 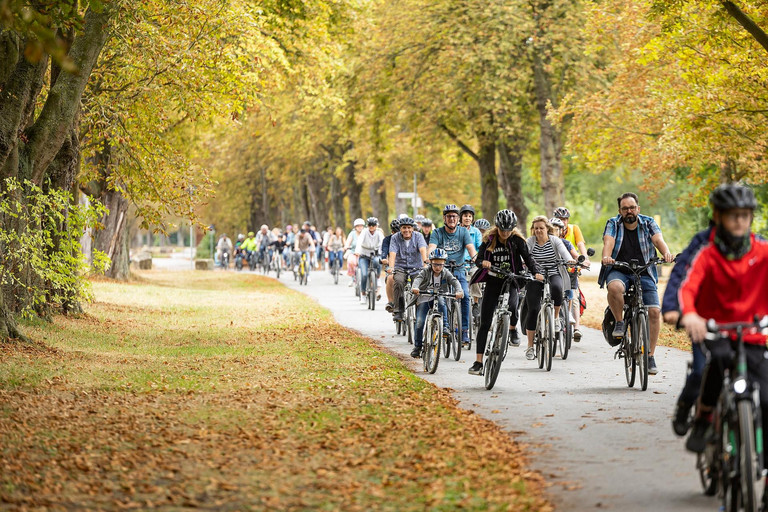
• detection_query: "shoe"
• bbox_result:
[648,356,658,375]
[462,342,470,350]
[410,347,421,358]
[393,312,403,321]
[686,416,712,454]
[468,361,483,375]
[385,302,394,313]
[509,329,520,347]
[377,292,381,301]
[554,318,562,331]
[612,320,625,339]
[525,347,535,360]
[462,330,470,343]
[472,303,480,320]
[672,400,692,437]
[573,328,582,342]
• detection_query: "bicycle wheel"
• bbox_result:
[561,306,571,360]
[636,311,650,391]
[442,308,452,359]
[333,263,339,284]
[536,313,545,369]
[425,316,441,374]
[624,335,636,388]
[697,451,719,496]
[499,313,510,361]
[484,315,507,390]
[544,304,554,372]
[407,302,416,344]
[368,272,376,310]
[738,400,763,512]
[452,301,462,361]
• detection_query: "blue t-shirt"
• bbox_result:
[389,232,427,271]
[431,226,473,266]
[463,225,482,263]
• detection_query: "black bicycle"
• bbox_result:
[696,316,768,512]
[360,253,380,310]
[443,261,466,361]
[393,269,418,343]
[558,254,591,360]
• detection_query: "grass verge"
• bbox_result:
[1,271,550,511]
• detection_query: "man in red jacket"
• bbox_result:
[679,184,768,474]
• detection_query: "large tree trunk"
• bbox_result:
[498,139,529,234]
[330,173,345,228]
[532,44,564,217]
[477,134,499,219]
[306,170,331,228]
[368,179,389,223]
[344,159,363,222]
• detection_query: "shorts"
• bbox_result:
[606,270,659,308]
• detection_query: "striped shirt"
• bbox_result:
[530,240,559,272]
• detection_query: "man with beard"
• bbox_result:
[600,192,674,375]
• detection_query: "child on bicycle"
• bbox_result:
[411,248,463,359]
[680,184,768,489]
[469,209,541,375]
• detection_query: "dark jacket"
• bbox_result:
[470,234,539,285]
[411,267,461,295]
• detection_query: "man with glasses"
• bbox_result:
[599,192,674,375]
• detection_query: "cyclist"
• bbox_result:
[421,218,434,245]
[269,234,287,271]
[460,205,483,321]
[414,214,426,233]
[293,227,315,279]
[242,231,257,267]
[470,209,541,375]
[523,216,574,360]
[216,233,233,267]
[679,184,768,483]
[550,217,585,339]
[470,218,492,319]
[344,218,365,287]
[387,217,428,322]
[553,207,591,341]
[474,218,490,236]
[428,204,477,348]
[600,192,674,375]
[326,226,345,275]
[382,219,400,312]
[255,225,274,268]
[284,225,295,267]
[411,248,464,359]
[356,217,384,304]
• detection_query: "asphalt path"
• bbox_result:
[279,266,716,511]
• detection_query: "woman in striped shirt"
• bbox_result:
[523,216,575,360]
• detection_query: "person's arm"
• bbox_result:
[475,242,488,268]
[602,235,616,265]
[651,232,674,263]
[518,237,542,278]
[662,228,710,322]
[387,236,398,272]
[679,249,711,343]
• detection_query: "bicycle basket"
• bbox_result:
[602,307,621,347]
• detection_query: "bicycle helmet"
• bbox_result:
[553,207,570,219]
[602,307,622,347]
[237,233,245,241]
[494,209,517,230]
[549,217,565,229]
[414,214,426,223]
[367,216,379,226]
[459,204,475,217]
[353,218,365,227]
[442,204,460,216]
[429,248,448,260]
[710,183,757,211]
[422,218,433,227]
[399,217,415,227]
[390,219,400,232]
[248,231,254,237]
[474,218,491,230]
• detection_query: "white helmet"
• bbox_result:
[353,218,365,227]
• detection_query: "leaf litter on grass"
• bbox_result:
[1,270,551,511]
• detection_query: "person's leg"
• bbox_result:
[551,274,564,327]
[386,273,394,303]
[641,276,661,355]
[606,271,628,321]
[358,256,369,294]
[392,272,405,316]
[413,302,430,353]
[569,274,580,329]
[456,271,471,341]
[525,281,544,351]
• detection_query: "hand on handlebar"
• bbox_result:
[663,252,675,263]
[535,273,544,282]
[412,288,419,295]
[456,292,464,299]
[482,260,491,269]
[681,312,707,343]
[602,256,614,265]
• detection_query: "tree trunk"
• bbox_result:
[344,159,363,222]
[368,179,389,223]
[330,173,345,228]
[477,134,499,219]
[306,169,331,228]
[532,49,564,217]
[498,139,529,234]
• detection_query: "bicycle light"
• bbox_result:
[733,377,748,394]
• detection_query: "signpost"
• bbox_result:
[397,174,422,216]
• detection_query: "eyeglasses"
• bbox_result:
[620,206,638,212]
[431,262,444,267]
[445,214,459,219]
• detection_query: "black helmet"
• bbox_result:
[474,218,490,230]
[710,184,757,211]
[442,204,460,216]
[602,307,622,347]
[399,217,415,227]
[459,204,475,217]
[421,218,433,227]
[553,207,570,219]
[367,216,379,226]
[494,209,517,230]
[390,219,400,232]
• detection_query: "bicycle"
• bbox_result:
[260,249,271,275]
[558,255,591,360]
[359,253,380,310]
[695,316,768,512]
[220,249,230,270]
[408,290,458,374]
[329,252,342,285]
[234,249,246,271]
[483,264,534,390]
[532,267,559,372]
[443,261,465,361]
[610,257,673,391]
[393,269,418,344]
[270,249,283,278]
[298,252,308,286]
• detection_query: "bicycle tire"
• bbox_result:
[499,313,510,362]
[452,301,462,361]
[442,311,451,359]
[738,400,763,512]
[697,451,719,496]
[561,306,571,360]
[624,335,636,388]
[636,311,650,391]
[536,312,545,369]
[426,316,441,374]
[484,314,507,390]
[545,304,554,372]
[406,306,414,344]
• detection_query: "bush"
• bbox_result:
[195,231,215,259]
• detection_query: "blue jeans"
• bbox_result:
[414,300,447,349]
[358,255,380,294]
[679,341,705,405]
[606,270,660,308]
[328,250,344,269]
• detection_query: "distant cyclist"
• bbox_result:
[387,217,428,322]
[355,217,384,304]
[326,227,345,274]
[383,219,400,312]
[344,218,365,287]
[216,233,233,267]
[293,227,315,278]
[421,218,434,245]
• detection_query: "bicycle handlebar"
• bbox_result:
[704,315,768,341]
[609,256,677,275]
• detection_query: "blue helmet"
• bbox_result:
[429,248,448,260]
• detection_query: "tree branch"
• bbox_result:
[721,1,768,54]
[439,123,479,161]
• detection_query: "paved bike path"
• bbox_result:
[285,270,712,511]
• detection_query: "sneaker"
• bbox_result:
[686,416,712,454]
[410,347,421,358]
[612,320,625,339]
[462,330,470,343]
[509,329,520,347]
[468,361,483,375]
[385,302,394,313]
[672,400,692,437]
[525,347,535,360]
[573,329,582,342]
[393,312,403,321]
[462,341,471,350]
[377,292,381,301]
[472,303,480,320]
[554,318,562,331]
[648,356,658,375]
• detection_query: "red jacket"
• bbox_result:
[679,233,768,344]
